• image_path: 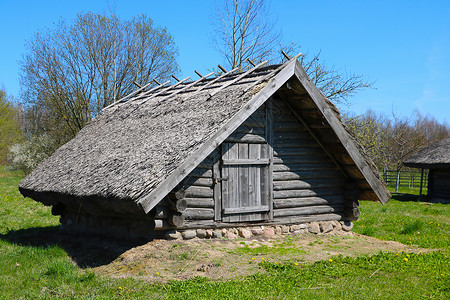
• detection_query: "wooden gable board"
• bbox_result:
[292,61,390,204]
[137,59,297,213]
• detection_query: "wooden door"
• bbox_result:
[221,142,270,222]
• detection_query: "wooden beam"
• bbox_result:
[103,81,152,110]
[209,60,268,97]
[158,72,214,104]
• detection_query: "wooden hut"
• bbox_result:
[404,138,450,203]
[19,57,390,239]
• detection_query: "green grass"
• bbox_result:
[0,166,449,299]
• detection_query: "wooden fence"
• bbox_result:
[382,169,428,193]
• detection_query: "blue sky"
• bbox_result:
[0,0,449,123]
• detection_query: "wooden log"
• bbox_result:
[185,186,214,198]
[273,139,319,148]
[273,187,343,199]
[183,207,215,220]
[188,168,212,178]
[185,197,214,208]
[152,219,170,230]
[183,177,214,187]
[273,131,312,141]
[273,155,331,165]
[273,195,344,208]
[273,147,321,157]
[168,199,188,212]
[168,213,185,226]
[273,204,343,218]
[225,133,266,144]
[273,121,305,132]
[233,126,265,135]
[273,163,337,173]
[273,170,341,181]
[273,179,344,191]
[168,188,185,200]
[175,214,343,230]
[344,201,360,221]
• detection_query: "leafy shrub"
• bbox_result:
[7,134,56,174]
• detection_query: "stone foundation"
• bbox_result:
[164,220,353,240]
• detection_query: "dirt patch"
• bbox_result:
[93,232,429,283]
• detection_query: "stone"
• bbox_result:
[251,228,263,236]
[225,231,237,239]
[281,225,290,234]
[264,227,275,236]
[290,225,301,232]
[196,229,207,238]
[308,222,320,234]
[206,229,213,238]
[299,223,307,229]
[182,230,197,240]
[275,226,282,235]
[333,221,342,231]
[231,228,238,234]
[212,230,223,238]
[221,228,228,235]
[239,228,252,239]
[165,230,182,240]
[320,222,334,233]
[341,221,353,232]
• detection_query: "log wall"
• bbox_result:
[271,99,346,219]
[428,169,450,201]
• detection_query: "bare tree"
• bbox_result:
[20,12,179,143]
[212,0,280,71]
[212,1,371,105]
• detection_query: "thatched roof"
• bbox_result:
[19,58,390,215]
[404,138,450,169]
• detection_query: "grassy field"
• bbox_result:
[0,166,448,299]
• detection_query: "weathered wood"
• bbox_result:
[273,187,343,199]
[138,59,297,213]
[273,204,343,218]
[168,188,185,200]
[293,62,390,204]
[209,60,268,97]
[273,178,344,190]
[152,219,170,230]
[273,170,342,181]
[274,121,305,132]
[273,155,331,165]
[157,71,214,103]
[183,177,213,187]
[188,168,213,178]
[344,201,360,221]
[185,186,214,198]
[223,205,269,214]
[233,126,265,135]
[168,213,185,226]
[183,207,215,220]
[222,158,270,165]
[273,139,319,148]
[273,147,322,157]
[177,214,343,229]
[273,195,344,208]
[165,198,188,212]
[266,99,274,220]
[185,197,214,208]
[273,130,312,141]
[272,163,337,172]
[213,159,221,221]
[225,133,266,143]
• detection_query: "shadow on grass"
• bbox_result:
[0,226,148,268]
[391,193,423,202]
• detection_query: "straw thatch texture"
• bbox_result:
[404,138,450,169]
[19,76,266,207]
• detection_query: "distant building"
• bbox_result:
[404,138,450,203]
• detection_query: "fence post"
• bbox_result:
[396,170,400,193]
[419,168,424,196]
